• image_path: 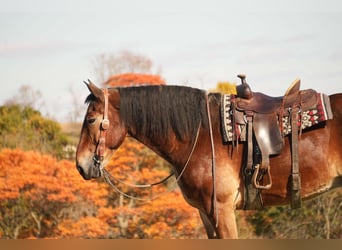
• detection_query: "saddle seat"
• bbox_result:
[236,76,317,115]
[237,92,283,114]
[235,75,318,157]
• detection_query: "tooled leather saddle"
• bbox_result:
[225,74,333,209]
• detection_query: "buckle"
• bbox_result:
[244,165,254,176]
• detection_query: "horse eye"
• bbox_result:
[87,118,97,125]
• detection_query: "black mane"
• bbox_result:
[118,85,208,141]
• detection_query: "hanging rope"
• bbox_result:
[102,120,202,202]
[205,94,219,228]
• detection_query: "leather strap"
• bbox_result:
[246,115,254,171]
[290,106,302,208]
[94,88,110,167]
[243,114,264,209]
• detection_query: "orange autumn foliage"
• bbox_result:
[102,137,205,238]
[0,146,205,238]
[105,73,165,87]
[57,217,109,238]
[0,148,107,205]
[0,148,109,238]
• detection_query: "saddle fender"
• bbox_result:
[253,113,284,156]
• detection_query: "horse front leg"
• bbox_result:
[214,204,238,239]
[200,197,238,239]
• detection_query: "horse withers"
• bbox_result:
[76,81,342,238]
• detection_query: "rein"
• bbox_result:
[93,88,202,201]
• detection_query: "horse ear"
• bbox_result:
[84,80,104,102]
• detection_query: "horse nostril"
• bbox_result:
[76,163,92,180]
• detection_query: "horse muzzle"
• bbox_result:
[76,159,102,180]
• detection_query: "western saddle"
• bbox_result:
[233,74,319,209]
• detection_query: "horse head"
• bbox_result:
[76,81,127,180]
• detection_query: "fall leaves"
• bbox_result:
[105,73,165,87]
[0,148,106,238]
[0,143,205,238]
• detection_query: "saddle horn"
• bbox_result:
[236,74,253,99]
[237,74,247,85]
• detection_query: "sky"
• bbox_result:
[1,0,342,121]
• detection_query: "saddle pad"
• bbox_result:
[221,95,244,142]
[282,93,333,135]
[221,93,333,143]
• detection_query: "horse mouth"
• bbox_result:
[76,163,102,180]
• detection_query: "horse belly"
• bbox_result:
[261,127,334,206]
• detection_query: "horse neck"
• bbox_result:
[128,129,194,170]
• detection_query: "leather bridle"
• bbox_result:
[93,88,110,172]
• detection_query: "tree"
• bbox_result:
[5,85,45,112]
[0,146,206,239]
[0,105,69,159]
[92,50,155,84]
[67,85,84,123]
[105,73,165,87]
[210,81,237,94]
[0,149,109,238]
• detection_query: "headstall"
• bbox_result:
[93,88,110,172]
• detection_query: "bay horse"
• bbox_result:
[76,81,342,238]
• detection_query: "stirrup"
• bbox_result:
[252,164,272,190]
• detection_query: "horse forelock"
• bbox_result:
[85,93,98,104]
[118,85,208,141]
